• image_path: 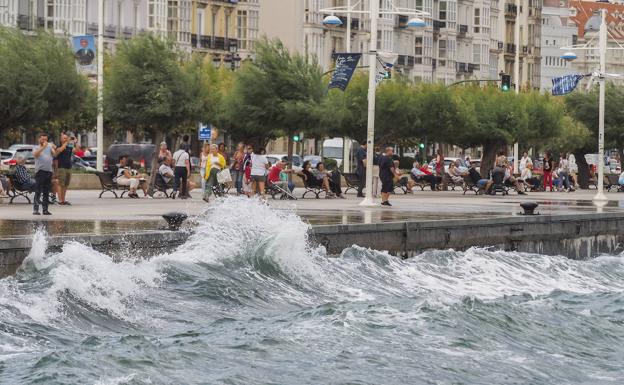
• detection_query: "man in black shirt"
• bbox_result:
[379,147,400,206]
[355,143,367,197]
[55,133,75,205]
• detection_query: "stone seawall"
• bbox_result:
[2,212,623,275]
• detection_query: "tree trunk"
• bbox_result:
[287,134,294,182]
[147,130,164,196]
[574,149,590,190]
[480,141,506,179]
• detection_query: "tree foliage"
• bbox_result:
[0,27,89,139]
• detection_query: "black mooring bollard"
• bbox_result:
[520,202,539,216]
[162,212,188,231]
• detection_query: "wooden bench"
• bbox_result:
[299,175,326,199]
[342,173,361,194]
[5,174,34,204]
[462,175,481,195]
[96,171,130,198]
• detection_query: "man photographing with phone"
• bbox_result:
[32,133,56,215]
[55,132,75,205]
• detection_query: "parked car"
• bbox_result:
[303,155,323,168]
[7,144,35,151]
[427,157,468,174]
[72,155,97,173]
[1,148,35,168]
[105,143,156,171]
[267,154,303,173]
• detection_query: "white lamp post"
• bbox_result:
[321,1,428,206]
[560,8,618,204]
[96,0,104,172]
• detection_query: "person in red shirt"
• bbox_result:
[73,145,85,158]
[268,160,294,192]
[408,161,440,191]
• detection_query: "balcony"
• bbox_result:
[458,24,468,36]
[16,15,45,31]
[468,63,479,72]
[505,43,516,54]
[457,62,468,73]
[191,34,238,51]
[397,55,415,68]
[433,20,446,31]
[505,3,517,18]
[398,15,409,29]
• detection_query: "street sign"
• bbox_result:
[198,124,211,141]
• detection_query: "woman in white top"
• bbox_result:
[200,143,210,194]
[250,148,270,197]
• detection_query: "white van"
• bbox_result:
[322,138,360,172]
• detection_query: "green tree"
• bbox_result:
[317,72,368,142]
[218,38,324,160]
[105,34,207,190]
[0,27,89,144]
[564,83,624,187]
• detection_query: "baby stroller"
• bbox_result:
[266,181,297,200]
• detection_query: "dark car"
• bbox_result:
[105,143,156,171]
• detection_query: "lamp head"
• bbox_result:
[560,51,577,61]
[585,11,602,33]
[322,15,343,27]
[407,17,426,28]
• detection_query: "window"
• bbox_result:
[237,10,247,49]
[474,8,480,33]
[439,1,447,20]
[439,40,447,58]
[415,36,423,55]
[473,43,480,64]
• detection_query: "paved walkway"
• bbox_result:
[1,188,622,225]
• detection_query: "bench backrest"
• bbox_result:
[342,173,360,186]
[97,171,115,187]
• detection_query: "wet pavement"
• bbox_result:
[1,189,624,237]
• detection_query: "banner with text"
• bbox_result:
[328,53,362,91]
[551,74,586,96]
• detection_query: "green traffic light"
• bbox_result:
[293,135,300,142]
[419,143,425,149]
[502,85,509,92]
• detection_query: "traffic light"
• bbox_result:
[501,74,511,92]
[384,70,392,80]
[292,134,301,142]
[419,143,425,149]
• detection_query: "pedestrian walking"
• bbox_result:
[200,143,210,194]
[203,144,226,203]
[559,153,574,192]
[543,152,554,192]
[231,143,245,195]
[32,133,55,215]
[172,145,190,199]
[379,147,400,207]
[250,148,269,198]
[356,143,367,197]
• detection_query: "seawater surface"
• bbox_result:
[1,198,623,385]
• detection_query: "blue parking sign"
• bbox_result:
[198,124,211,141]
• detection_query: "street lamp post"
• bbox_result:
[560,9,612,204]
[96,0,104,172]
[321,1,428,206]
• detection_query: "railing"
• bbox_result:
[505,3,517,16]
[191,34,238,51]
[458,24,468,35]
[16,15,45,31]
[433,20,446,31]
[506,43,516,54]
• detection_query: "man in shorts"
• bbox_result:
[379,147,400,207]
[55,132,75,205]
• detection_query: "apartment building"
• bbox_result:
[569,0,624,86]
[0,0,192,48]
[259,0,507,85]
[539,0,576,91]
[190,0,259,62]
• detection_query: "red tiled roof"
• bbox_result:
[570,0,624,40]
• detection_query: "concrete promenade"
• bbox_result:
[1,188,622,225]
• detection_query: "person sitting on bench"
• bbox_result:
[300,161,334,198]
[268,160,295,193]
[408,161,438,190]
[114,155,141,198]
[317,163,345,199]
[520,162,541,191]
[14,155,37,192]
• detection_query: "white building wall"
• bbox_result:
[540,7,576,91]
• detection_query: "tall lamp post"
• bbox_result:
[96,0,104,172]
[560,8,619,204]
[320,1,428,206]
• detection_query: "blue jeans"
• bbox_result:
[231,169,243,194]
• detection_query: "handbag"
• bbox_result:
[217,168,232,184]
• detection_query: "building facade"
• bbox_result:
[569,0,624,86]
[259,0,508,84]
[539,0,576,91]
[0,0,192,48]
[190,0,259,63]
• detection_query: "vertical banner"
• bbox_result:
[72,35,96,75]
[328,53,362,91]
[551,74,586,96]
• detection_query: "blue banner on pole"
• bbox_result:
[328,53,362,91]
[72,35,96,75]
[551,74,585,96]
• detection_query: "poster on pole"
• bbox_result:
[198,123,212,141]
[375,52,398,84]
[328,53,362,91]
[72,35,96,75]
[551,74,585,96]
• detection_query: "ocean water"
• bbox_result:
[1,198,624,385]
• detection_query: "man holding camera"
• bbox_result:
[32,133,55,215]
[55,132,75,205]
